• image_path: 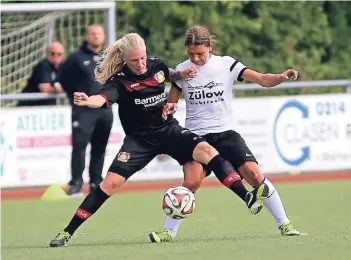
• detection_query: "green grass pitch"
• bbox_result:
[2,180,351,260]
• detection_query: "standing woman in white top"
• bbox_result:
[149,25,300,243]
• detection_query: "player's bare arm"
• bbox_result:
[162,68,194,120]
[162,86,182,120]
[73,92,106,108]
[168,85,182,103]
[242,68,298,88]
[168,66,197,82]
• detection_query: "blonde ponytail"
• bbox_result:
[95,33,146,84]
[95,41,124,84]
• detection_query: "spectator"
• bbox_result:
[58,24,113,196]
[17,41,64,106]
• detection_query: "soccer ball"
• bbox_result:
[162,186,196,219]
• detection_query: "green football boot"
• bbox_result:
[49,231,71,247]
[149,230,173,243]
[279,222,300,236]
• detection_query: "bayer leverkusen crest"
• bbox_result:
[154,71,165,83]
[117,152,130,162]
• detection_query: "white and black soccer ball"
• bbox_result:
[162,186,196,219]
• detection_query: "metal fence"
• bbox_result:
[1,79,350,106]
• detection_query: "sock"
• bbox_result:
[222,172,248,201]
[208,154,248,201]
[263,178,290,227]
[164,216,183,237]
[64,186,110,235]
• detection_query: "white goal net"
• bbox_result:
[1,2,116,106]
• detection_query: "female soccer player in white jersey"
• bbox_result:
[149,25,300,243]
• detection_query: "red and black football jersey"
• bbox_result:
[99,57,175,136]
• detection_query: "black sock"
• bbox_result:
[64,186,110,236]
[208,154,248,202]
[223,173,248,201]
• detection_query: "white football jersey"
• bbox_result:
[174,54,246,136]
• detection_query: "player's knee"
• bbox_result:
[192,142,218,163]
[100,172,125,195]
[182,178,202,193]
[197,142,217,155]
[238,162,264,186]
[182,161,205,193]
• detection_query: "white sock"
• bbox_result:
[164,216,183,237]
[263,178,290,227]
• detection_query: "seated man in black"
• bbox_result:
[17,41,64,106]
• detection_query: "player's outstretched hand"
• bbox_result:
[73,92,89,106]
[280,69,299,81]
[162,103,177,120]
[180,66,197,80]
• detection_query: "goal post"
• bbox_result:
[0,1,116,106]
[1,2,116,44]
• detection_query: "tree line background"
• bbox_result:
[115,1,351,81]
[114,1,351,96]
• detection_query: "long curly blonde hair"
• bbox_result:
[95,33,145,84]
